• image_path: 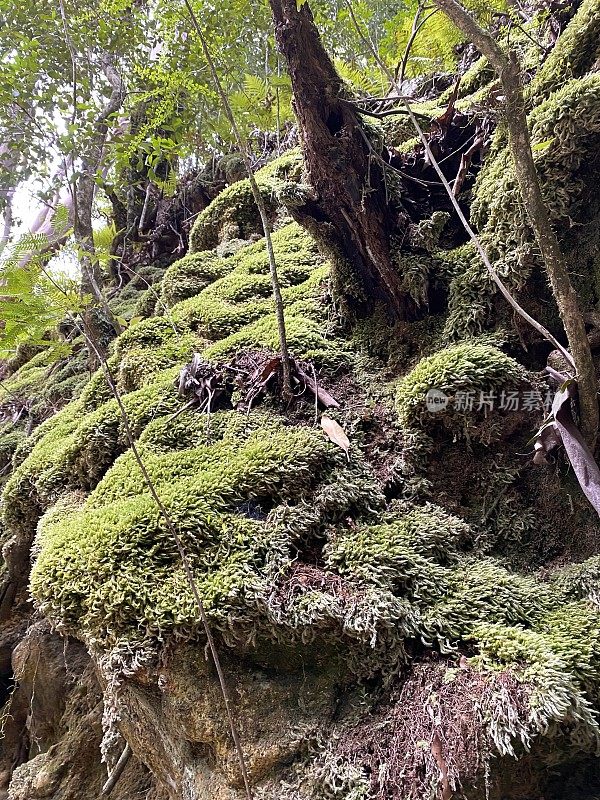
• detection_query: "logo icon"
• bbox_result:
[425,388,449,413]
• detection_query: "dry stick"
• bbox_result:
[343,0,576,372]
[101,743,131,796]
[70,316,254,800]
[396,4,438,86]
[432,0,598,446]
[181,0,291,402]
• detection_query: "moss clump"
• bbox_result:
[473,611,600,752]
[160,250,227,307]
[114,332,203,394]
[29,411,351,644]
[550,556,600,606]
[188,149,302,253]
[171,223,324,335]
[324,502,469,591]
[2,369,181,535]
[0,346,89,421]
[201,302,339,366]
[395,341,525,428]
[162,221,342,364]
[0,427,25,477]
[530,0,600,101]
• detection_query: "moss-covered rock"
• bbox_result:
[29,411,362,645]
[395,340,525,428]
[160,250,227,307]
[1,369,181,536]
[188,149,302,253]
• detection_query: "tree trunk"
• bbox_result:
[268,0,414,319]
[433,0,599,448]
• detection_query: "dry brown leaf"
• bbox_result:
[321,415,350,460]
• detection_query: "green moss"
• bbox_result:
[201,303,338,365]
[427,558,553,642]
[158,221,342,364]
[550,556,600,605]
[0,427,25,477]
[188,149,303,253]
[2,369,181,535]
[324,503,468,591]
[160,250,228,307]
[171,223,324,335]
[530,0,600,101]
[115,332,202,394]
[395,341,525,428]
[473,614,600,752]
[445,73,600,337]
[30,411,348,643]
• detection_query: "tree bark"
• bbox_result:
[268,0,414,319]
[434,0,598,447]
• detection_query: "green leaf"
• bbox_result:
[532,138,554,152]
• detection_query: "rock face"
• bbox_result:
[108,643,339,799]
[1,622,166,800]
[2,4,600,798]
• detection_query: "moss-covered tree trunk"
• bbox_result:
[269,0,415,319]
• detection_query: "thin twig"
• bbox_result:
[396,5,438,87]
[182,0,291,404]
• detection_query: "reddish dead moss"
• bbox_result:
[338,657,530,800]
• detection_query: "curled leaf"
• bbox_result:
[532,380,600,516]
[321,415,350,460]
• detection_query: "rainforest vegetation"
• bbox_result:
[1,0,600,797]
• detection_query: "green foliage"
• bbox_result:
[0,232,83,360]
[380,0,508,79]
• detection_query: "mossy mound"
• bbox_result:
[395,340,525,428]
[160,250,227,307]
[29,411,372,645]
[188,149,302,253]
[29,403,600,746]
[2,370,181,536]
[0,344,89,421]
[162,221,339,365]
[171,223,326,340]
[529,0,600,101]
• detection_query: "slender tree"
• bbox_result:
[433,0,598,447]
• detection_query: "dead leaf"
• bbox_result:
[321,415,350,460]
[532,379,600,516]
[431,733,452,800]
